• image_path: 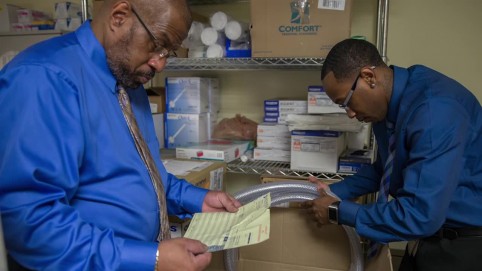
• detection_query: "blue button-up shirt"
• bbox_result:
[331,65,482,243]
[0,22,208,270]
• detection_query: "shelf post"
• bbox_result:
[376,0,390,63]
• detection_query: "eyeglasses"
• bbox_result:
[339,75,359,110]
[131,7,177,59]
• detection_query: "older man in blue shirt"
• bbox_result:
[0,0,241,270]
[302,39,482,271]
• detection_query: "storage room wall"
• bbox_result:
[388,0,481,101]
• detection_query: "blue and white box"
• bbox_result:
[290,130,346,173]
[165,113,208,149]
[307,86,345,114]
[166,77,210,114]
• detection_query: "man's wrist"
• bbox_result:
[328,201,341,224]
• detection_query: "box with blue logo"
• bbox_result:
[165,113,208,149]
[166,77,210,114]
[250,0,352,58]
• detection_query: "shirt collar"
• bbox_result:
[387,65,409,126]
[75,21,117,94]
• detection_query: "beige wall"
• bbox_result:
[388,0,482,101]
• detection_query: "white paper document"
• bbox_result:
[183,193,271,252]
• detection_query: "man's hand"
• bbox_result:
[202,191,241,213]
[301,177,338,226]
[156,238,211,271]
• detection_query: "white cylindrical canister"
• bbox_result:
[225,20,249,42]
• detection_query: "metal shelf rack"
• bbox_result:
[165,57,324,71]
[226,159,350,181]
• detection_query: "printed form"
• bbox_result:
[184,193,271,252]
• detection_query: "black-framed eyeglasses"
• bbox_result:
[131,6,177,59]
[339,75,359,110]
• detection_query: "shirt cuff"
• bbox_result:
[182,185,209,213]
[338,200,360,227]
[118,239,158,271]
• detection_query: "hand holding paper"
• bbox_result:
[184,193,271,252]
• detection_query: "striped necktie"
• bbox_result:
[366,120,396,259]
[117,85,171,241]
[378,120,396,203]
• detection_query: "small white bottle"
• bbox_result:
[225,20,249,42]
[201,27,225,46]
[210,11,231,31]
[206,44,225,58]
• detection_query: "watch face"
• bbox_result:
[328,202,340,224]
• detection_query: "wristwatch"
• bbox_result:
[328,201,341,224]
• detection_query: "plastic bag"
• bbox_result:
[212,114,258,140]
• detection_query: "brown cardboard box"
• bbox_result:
[147,87,166,114]
[250,0,352,58]
[164,158,226,191]
[206,208,392,271]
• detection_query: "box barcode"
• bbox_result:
[319,0,346,11]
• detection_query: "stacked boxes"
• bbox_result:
[165,77,220,149]
[254,123,291,162]
[290,130,346,173]
[263,99,307,124]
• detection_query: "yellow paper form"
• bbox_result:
[183,193,271,252]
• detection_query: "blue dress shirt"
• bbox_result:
[331,65,482,243]
[0,22,208,270]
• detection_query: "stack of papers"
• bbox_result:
[184,193,271,252]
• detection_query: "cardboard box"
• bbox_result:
[239,208,350,269]
[291,130,346,173]
[250,0,352,58]
[147,87,166,114]
[163,158,226,190]
[205,208,392,271]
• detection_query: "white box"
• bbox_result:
[307,86,346,114]
[257,123,290,137]
[176,140,251,163]
[166,77,210,114]
[256,136,291,151]
[253,148,291,162]
[208,77,220,113]
[54,2,81,19]
[152,113,164,149]
[165,113,208,149]
[290,130,346,173]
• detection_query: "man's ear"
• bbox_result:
[108,1,132,31]
[360,66,376,88]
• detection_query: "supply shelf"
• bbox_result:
[226,159,350,181]
[165,57,324,71]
